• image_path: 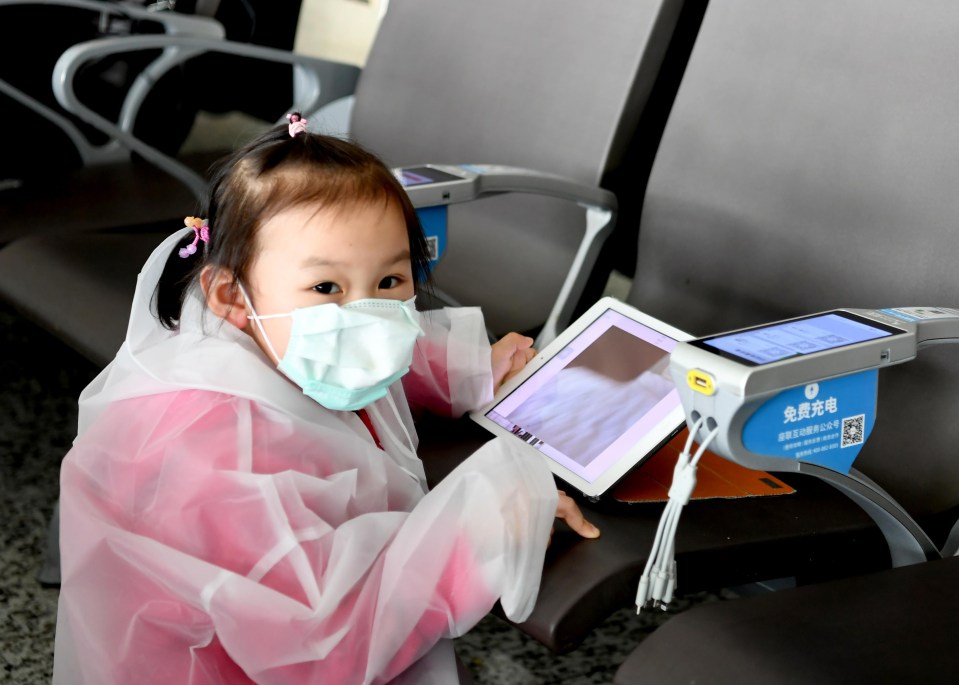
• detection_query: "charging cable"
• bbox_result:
[636,416,720,613]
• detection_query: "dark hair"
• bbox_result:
[156,122,432,329]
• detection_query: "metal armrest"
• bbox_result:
[402,163,618,345]
[50,31,361,200]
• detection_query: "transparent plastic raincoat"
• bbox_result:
[53,230,559,684]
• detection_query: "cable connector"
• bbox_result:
[635,574,651,612]
[667,462,698,505]
[662,560,677,605]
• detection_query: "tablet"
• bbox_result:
[470,297,692,498]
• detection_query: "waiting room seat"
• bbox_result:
[1,0,332,243]
[614,556,959,685]
[0,0,226,244]
[346,0,690,338]
[612,0,959,678]
[627,0,959,524]
[0,1,359,365]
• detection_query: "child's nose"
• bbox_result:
[342,288,377,304]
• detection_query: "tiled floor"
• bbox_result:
[0,304,85,685]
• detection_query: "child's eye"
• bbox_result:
[378,276,402,290]
[313,282,342,294]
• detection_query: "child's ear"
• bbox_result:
[201,265,249,330]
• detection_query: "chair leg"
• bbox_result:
[455,650,474,685]
[36,499,61,587]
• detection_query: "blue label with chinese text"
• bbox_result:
[741,370,878,473]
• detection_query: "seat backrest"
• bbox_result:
[350,0,688,336]
[627,0,959,516]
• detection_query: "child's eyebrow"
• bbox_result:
[385,249,412,264]
[299,256,343,268]
[298,249,411,269]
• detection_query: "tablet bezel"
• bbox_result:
[469,297,692,498]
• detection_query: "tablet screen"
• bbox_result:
[481,307,682,485]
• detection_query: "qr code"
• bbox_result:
[426,236,439,261]
[841,414,865,448]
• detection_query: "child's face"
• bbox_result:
[244,198,415,361]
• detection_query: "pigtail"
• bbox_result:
[155,229,204,329]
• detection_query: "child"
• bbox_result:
[53,114,599,685]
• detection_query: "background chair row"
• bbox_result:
[0,0,308,243]
[0,0,692,362]
[3,0,959,681]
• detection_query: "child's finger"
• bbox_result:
[555,491,600,539]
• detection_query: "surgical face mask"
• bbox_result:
[243,289,425,411]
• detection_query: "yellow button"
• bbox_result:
[687,369,716,396]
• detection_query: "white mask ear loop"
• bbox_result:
[237,282,282,365]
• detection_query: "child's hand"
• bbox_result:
[552,490,600,544]
[491,333,536,388]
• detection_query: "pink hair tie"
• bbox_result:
[178,216,210,258]
[287,112,308,138]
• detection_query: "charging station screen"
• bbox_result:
[398,166,465,187]
[700,312,903,365]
